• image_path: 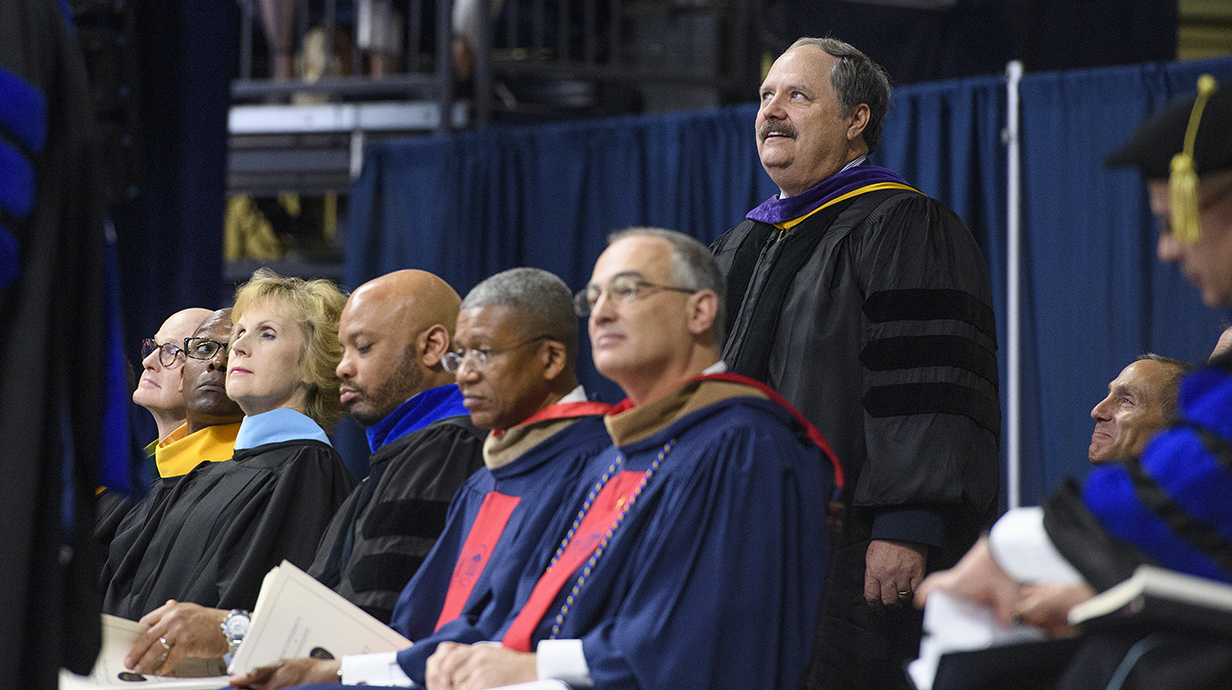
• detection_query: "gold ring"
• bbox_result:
[159,636,172,651]
[897,590,912,597]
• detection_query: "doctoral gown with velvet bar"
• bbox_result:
[713,185,1002,689]
[308,415,486,623]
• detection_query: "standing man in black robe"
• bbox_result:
[711,36,1001,690]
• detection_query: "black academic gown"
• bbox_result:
[102,440,354,619]
[96,474,179,554]
[713,188,1001,690]
[308,416,486,623]
[1,1,106,683]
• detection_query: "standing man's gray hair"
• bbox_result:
[608,227,727,343]
[461,267,579,362]
[787,36,891,154]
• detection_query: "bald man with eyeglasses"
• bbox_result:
[133,308,214,446]
[98,308,215,536]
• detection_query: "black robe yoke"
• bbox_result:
[713,189,1001,689]
[308,416,486,623]
[102,440,354,619]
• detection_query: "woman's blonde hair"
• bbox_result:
[231,268,348,430]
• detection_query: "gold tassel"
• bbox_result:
[1169,75,1219,244]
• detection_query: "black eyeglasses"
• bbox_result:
[442,335,550,374]
[141,339,185,368]
[573,274,697,317]
[183,337,228,361]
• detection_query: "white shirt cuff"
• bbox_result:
[341,651,415,687]
[534,639,592,687]
[988,507,1085,586]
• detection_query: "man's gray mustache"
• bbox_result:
[759,122,797,141]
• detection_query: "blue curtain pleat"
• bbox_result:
[345,55,1232,504]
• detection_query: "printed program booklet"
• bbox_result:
[227,560,411,674]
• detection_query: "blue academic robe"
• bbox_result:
[393,411,612,680]
[489,376,835,690]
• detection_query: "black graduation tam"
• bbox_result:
[1106,80,1232,179]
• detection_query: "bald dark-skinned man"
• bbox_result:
[307,269,487,623]
[154,309,247,477]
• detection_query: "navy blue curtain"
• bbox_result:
[345,55,1232,504]
[345,106,780,408]
[112,0,238,452]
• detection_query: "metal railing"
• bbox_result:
[231,0,757,129]
[233,0,455,129]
